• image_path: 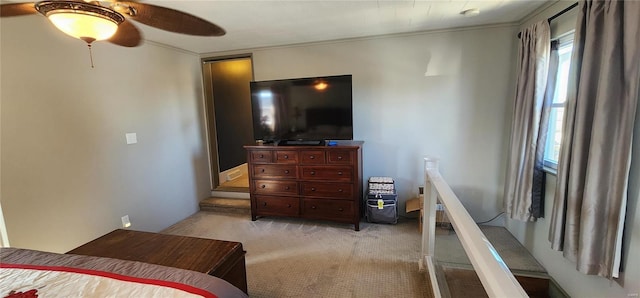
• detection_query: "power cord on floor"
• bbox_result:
[400,210,505,225]
[475,212,505,225]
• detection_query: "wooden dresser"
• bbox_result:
[244,141,363,231]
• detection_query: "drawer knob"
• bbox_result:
[310,155,315,159]
[310,171,316,175]
[287,204,292,208]
[261,185,266,189]
[338,208,344,212]
[311,206,317,209]
[259,154,264,158]
[284,170,290,174]
[338,171,343,175]
[285,186,290,190]
[263,202,267,206]
[338,188,343,192]
[260,169,265,173]
[338,156,343,160]
[311,187,316,191]
[284,155,289,159]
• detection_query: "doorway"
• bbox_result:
[202,56,254,191]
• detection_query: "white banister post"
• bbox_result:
[421,157,439,258]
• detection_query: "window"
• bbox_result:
[543,37,574,171]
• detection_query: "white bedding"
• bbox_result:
[1,264,214,298]
[1,248,247,298]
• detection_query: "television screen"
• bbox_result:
[250,75,353,143]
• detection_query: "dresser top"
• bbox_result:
[244,140,364,149]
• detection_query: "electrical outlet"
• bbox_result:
[125,133,137,144]
[121,215,131,228]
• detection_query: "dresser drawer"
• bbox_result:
[253,180,298,195]
[252,165,297,179]
[302,199,354,221]
[300,166,353,181]
[275,150,299,164]
[300,150,325,164]
[255,196,299,217]
[250,150,273,163]
[328,150,354,164]
[301,182,353,199]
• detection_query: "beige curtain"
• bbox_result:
[549,0,640,278]
[504,20,550,221]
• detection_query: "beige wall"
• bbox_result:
[505,2,640,297]
[0,16,211,252]
[204,24,518,223]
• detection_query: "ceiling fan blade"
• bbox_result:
[117,1,225,36]
[108,19,142,47]
[0,2,37,17]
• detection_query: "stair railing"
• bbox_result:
[421,157,527,298]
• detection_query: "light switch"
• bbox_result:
[125,133,137,144]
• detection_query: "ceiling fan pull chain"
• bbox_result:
[87,44,95,68]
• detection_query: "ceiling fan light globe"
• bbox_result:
[35,1,125,43]
[48,13,119,42]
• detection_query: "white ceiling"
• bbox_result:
[133,0,549,54]
[2,0,550,53]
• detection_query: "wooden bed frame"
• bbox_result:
[67,229,248,294]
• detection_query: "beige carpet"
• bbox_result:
[163,211,433,298]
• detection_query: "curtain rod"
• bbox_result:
[517,2,578,39]
[548,2,579,23]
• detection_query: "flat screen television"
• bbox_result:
[250,74,353,144]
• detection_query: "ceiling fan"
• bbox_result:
[0,0,225,47]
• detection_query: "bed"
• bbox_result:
[1,230,249,298]
[0,248,247,298]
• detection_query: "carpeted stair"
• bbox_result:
[199,197,250,214]
[439,266,551,298]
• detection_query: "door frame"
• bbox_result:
[201,54,255,191]
[0,201,10,247]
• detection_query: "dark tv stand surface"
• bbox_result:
[277,139,325,146]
